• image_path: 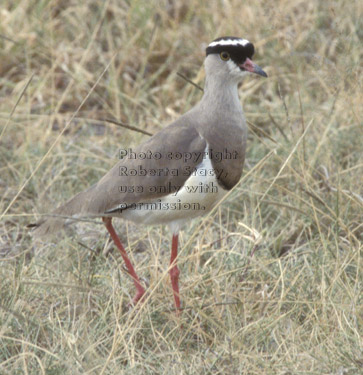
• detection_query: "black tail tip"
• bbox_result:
[27,223,38,229]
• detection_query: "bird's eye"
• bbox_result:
[220,52,230,61]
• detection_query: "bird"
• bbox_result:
[31,36,267,312]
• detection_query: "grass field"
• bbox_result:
[0,0,362,374]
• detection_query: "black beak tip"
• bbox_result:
[255,67,268,78]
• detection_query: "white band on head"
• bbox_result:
[208,38,250,48]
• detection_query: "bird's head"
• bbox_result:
[205,36,267,82]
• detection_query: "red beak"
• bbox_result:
[240,58,267,77]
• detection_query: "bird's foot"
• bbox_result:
[127,287,146,309]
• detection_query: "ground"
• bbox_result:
[0,0,362,374]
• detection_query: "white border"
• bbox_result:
[208,38,250,48]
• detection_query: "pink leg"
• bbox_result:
[170,234,181,311]
[103,217,145,305]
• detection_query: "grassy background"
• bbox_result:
[0,0,362,373]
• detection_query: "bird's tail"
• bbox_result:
[29,190,94,237]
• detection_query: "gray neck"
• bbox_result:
[199,76,243,115]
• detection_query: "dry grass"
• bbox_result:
[0,0,362,374]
